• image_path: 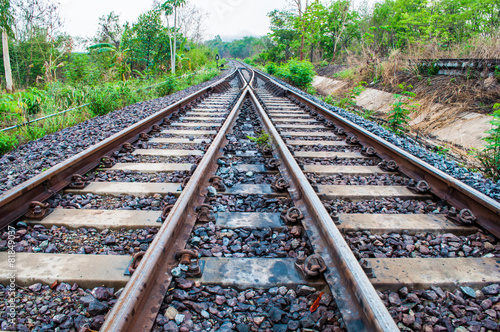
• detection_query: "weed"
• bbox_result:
[475,103,500,180]
[433,145,450,156]
[388,83,418,135]
[247,131,272,148]
[335,81,367,108]
[276,60,316,89]
[20,125,46,141]
[306,86,317,95]
[450,77,456,84]
[0,132,18,155]
[362,109,375,119]
[88,86,121,116]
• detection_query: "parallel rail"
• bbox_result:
[3,62,500,332]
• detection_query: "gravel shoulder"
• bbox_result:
[0,70,231,196]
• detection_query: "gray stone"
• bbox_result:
[269,307,285,322]
[296,285,316,296]
[87,300,109,316]
[482,284,500,295]
[175,313,185,325]
[461,286,476,298]
[52,314,67,324]
[164,321,180,332]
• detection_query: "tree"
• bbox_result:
[289,0,309,61]
[177,4,208,44]
[0,0,13,92]
[88,41,131,81]
[159,0,186,74]
[96,11,123,48]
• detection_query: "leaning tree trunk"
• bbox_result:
[172,7,177,75]
[2,29,13,92]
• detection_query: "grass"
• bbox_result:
[0,67,221,155]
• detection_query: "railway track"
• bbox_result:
[1,62,500,332]
[413,58,500,76]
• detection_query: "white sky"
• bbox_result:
[59,0,289,41]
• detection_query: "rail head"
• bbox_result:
[246,86,399,332]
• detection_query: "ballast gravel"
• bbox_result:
[255,69,500,202]
[151,279,345,332]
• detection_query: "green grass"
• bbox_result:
[333,68,357,80]
[0,67,221,155]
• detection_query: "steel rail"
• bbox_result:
[252,69,500,238]
[0,69,238,230]
[247,87,399,332]
[101,71,249,331]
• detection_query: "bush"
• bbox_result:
[475,103,500,180]
[388,83,417,135]
[156,76,177,96]
[20,88,47,115]
[276,60,316,89]
[0,132,18,155]
[265,62,278,75]
[88,86,121,116]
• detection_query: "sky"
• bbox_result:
[59,0,289,42]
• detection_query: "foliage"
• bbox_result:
[270,60,316,89]
[475,103,500,180]
[265,62,278,75]
[87,86,121,117]
[387,83,417,135]
[247,131,271,148]
[330,81,367,108]
[0,131,17,154]
[254,0,500,64]
[155,76,177,96]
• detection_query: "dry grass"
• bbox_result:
[406,32,500,60]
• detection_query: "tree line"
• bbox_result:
[247,0,500,64]
[0,0,216,91]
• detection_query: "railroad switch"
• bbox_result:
[101,156,115,168]
[407,180,431,194]
[209,176,226,191]
[175,249,202,278]
[361,147,377,157]
[378,160,398,172]
[360,259,376,278]
[271,178,290,192]
[67,174,87,189]
[265,158,280,170]
[282,207,304,224]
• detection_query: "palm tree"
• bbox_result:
[0,0,14,92]
[89,43,131,81]
[159,0,186,75]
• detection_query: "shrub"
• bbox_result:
[88,86,120,116]
[265,62,278,75]
[156,76,177,96]
[0,132,18,155]
[283,60,316,88]
[475,103,500,180]
[20,88,47,115]
[388,83,417,135]
[275,60,316,89]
